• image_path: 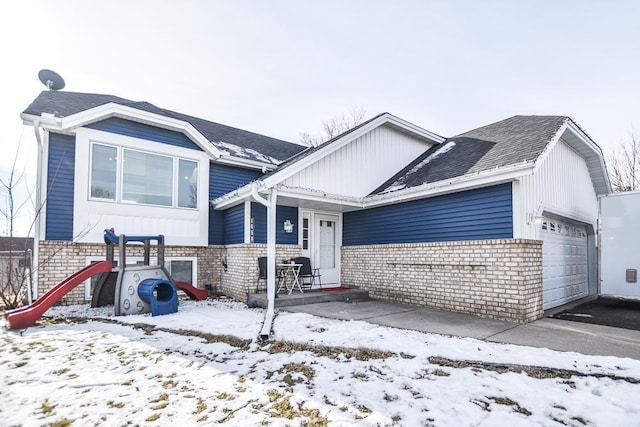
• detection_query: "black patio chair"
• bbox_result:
[256,257,284,294]
[293,256,321,290]
[256,256,267,292]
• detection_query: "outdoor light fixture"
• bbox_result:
[283,220,294,233]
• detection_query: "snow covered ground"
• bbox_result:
[2,299,640,426]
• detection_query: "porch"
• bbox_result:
[247,287,370,308]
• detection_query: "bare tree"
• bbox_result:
[607,132,640,192]
[300,107,367,147]
[0,145,95,309]
[0,151,33,309]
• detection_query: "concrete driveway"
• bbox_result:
[282,300,640,360]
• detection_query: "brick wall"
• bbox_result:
[341,239,543,323]
[37,241,225,305]
[219,244,300,301]
[36,241,300,305]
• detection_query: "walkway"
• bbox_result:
[282,300,640,360]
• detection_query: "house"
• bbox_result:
[21,90,611,323]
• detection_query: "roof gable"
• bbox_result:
[373,115,611,196]
[259,112,445,188]
[22,91,305,166]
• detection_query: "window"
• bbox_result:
[168,260,194,284]
[123,149,173,206]
[90,144,118,200]
[178,159,198,208]
[302,217,309,250]
[89,142,199,209]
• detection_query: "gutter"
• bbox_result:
[212,161,535,211]
[31,120,44,302]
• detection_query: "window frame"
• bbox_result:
[87,141,199,210]
[89,142,120,202]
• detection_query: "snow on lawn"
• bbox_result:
[1,299,640,426]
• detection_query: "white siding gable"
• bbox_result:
[517,138,598,239]
[283,125,434,197]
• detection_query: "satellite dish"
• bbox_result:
[38,69,65,91]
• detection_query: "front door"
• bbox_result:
[315,214,340,284]
[300,211,341,285]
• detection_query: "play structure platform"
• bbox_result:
[4,229,208,329]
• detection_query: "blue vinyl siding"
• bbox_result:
[251,203,298,245]
[209,163,263,199]
[343,183,513,245]
[46,133,76,241]
[208,163,263,244]
[223,204,245,245]
[209,209,224,245]
[87,117,201,151]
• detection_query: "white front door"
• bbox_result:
[315,214,340,284]
[301,211,341,285]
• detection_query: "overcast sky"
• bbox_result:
[0,1,639,232]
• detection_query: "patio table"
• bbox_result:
[276,263,304,294]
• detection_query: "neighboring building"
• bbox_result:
[0,237,34,304]
[20,91,610,322]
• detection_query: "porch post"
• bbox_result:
[251,187,278,339]
[266,188,277,317]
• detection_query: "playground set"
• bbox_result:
[4,229,208,329]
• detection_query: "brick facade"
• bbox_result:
[37,241,225,305]
[36,239,541,323]
[341,239,543,323]
[36,241,300,305]
[219,244,300,301]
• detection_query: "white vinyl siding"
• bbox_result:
[518,139,598,239]
[75,128,210,246]
[283,125,434,197]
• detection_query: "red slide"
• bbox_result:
[4,261,114,330]
[174,281,209,301]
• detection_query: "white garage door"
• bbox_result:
[541,217,589,310]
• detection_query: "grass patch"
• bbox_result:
[280,362,315,386]
[106,401,125,409]
[146,413,161,422]
[265,389,328,426]
[41,400,56,415]
[267,340,395,361]
[194,397,207,414]
[49,419,73,427]
[488,396,532,416]
[429,356,640,384]
[150,393,169,404]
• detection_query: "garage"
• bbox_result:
[541,217,589,310]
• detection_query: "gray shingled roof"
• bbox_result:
[23,91,306,165]
[372,115,569,194]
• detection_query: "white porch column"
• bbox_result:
[251,187,278,339]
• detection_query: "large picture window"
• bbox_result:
[89,143,198,209]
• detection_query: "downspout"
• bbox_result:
[31,120,44,302]
[251,186,277,339]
